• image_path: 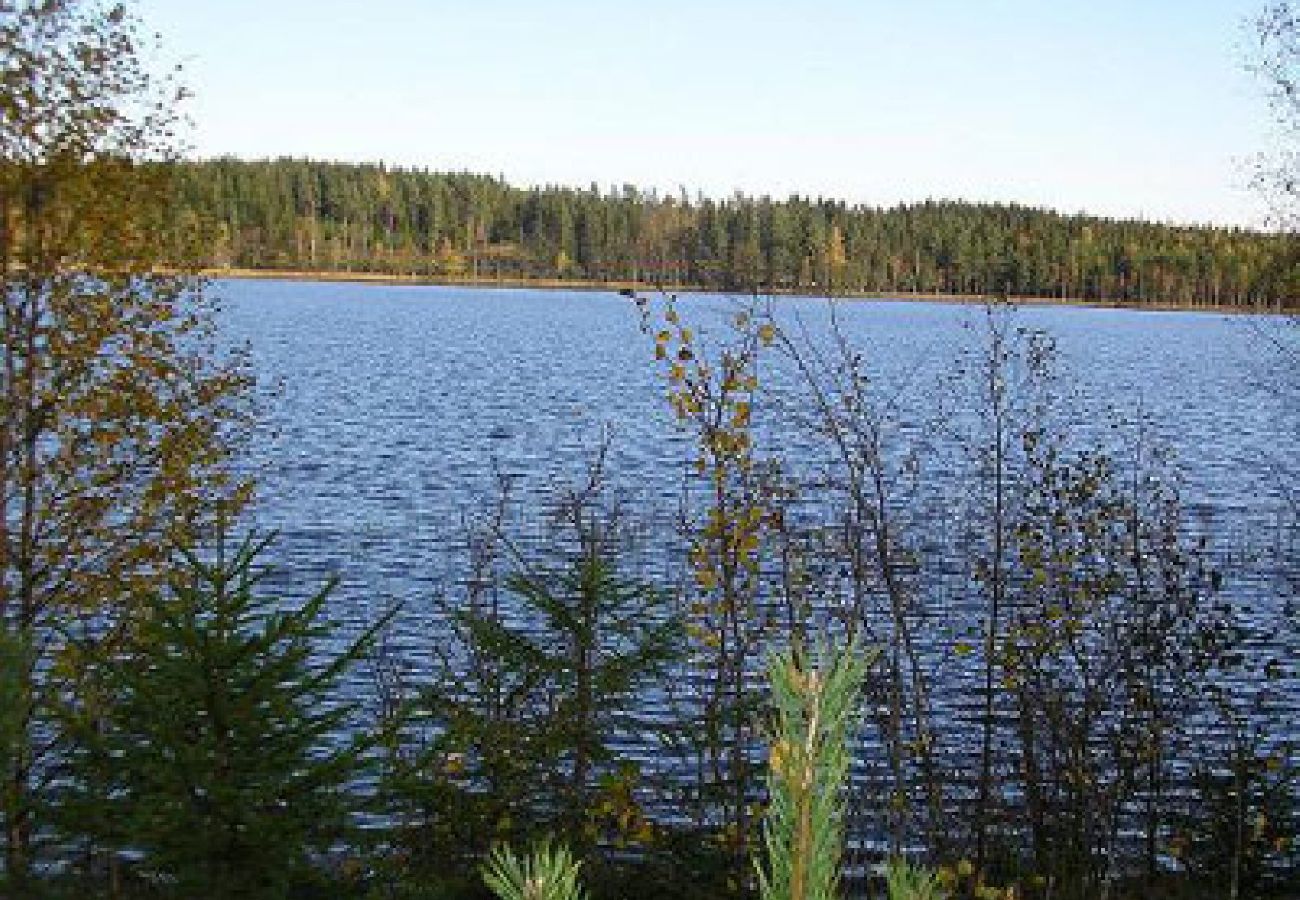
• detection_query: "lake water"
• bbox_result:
[216,279,1298,784]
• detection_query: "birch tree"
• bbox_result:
[0,0,252,883]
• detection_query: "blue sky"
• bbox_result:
[138,0,1280,227]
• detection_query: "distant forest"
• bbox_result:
[175,158,1299,308]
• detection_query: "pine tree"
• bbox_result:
[483,842,587,900]
[757,641,869,900]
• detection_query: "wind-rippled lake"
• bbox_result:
[216,279,1298,745]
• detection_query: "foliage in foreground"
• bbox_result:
[483,842,587,900]
[758,642,869,900]
[0,0,254,886]
[482,641,872,900]
[884,858,949,900]
[54,534,382,900]
[373,461,684,897]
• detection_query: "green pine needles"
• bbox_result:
[884,858,949,900]
[482,841,587,900]
[758,640,870,900]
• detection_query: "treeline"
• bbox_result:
[173,157,1299,308]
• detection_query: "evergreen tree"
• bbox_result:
[56,534,381,900]
[170,158,1297,308]
[758,641,870,900]
[378,471,683,895]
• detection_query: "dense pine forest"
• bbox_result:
[175,157,1299,308]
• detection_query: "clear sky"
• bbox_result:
[137,0,1281,228]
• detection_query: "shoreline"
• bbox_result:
[204,267,1291,316]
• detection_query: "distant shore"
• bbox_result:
[205,267,1290,316]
